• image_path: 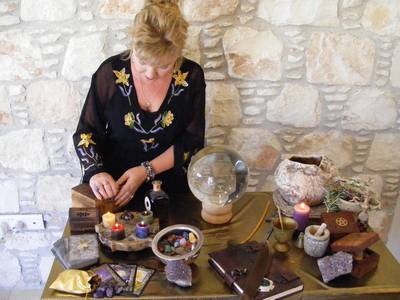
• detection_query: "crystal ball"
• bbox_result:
[188,145,249,207]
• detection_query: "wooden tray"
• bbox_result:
[95,212,159,252]
[273,190,326,219]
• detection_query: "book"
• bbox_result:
[255,259,303,300]
[208,241,270,297]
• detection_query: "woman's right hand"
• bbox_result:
[89,172,119,200]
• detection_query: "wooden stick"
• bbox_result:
[277,206,284,230]
[240,200,271,244]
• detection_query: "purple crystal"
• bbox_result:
[165,260,192,287]
[105,287,114,298]
[93,289,105,298]
[317,251,353,283]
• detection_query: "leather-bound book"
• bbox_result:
[321,211,359,239]
[255,259,304,300]
[208,241,270,298]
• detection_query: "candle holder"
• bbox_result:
[140,210,154,225]
[111,223,125,241]
[272,217,298,253]
[136,221,150,239]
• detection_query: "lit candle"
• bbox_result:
[293,202,310,231]
[102,211,116,228]
[111,223,125,240]
[135,221,150,239]
[140,210,154,225]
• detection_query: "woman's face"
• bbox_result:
[132,53,177,81]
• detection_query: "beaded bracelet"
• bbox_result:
[141,161,155,182]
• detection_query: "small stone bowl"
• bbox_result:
[151,224,204,264]
[304,225,330,258]
[337,198,362,213]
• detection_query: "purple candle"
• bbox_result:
[135,221,150,239]
[293,202,310,231]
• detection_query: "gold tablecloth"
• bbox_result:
[41,193,400,300]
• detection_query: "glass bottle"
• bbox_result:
[144,180,169,228]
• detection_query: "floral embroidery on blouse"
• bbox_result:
[173,70,189,87]
[183,151,190,162]
[161,111,174,128]
[114,65,188,151]
[113,68,130,86]
[77,133,96,148]
[76,132,103,172]
[140,138,159,152]
[124,112,135,129]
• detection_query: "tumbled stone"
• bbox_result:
[27,80,80,124]
[223,27,282,81]
[0,129,49,172]
[361,0,400,36]
[228,128,282,170]
[0,30,44,80]
[5,232,50,251]
[391,43,400,88]
[366,134,400,171]
[258,0,339,26]
[293,131,353,169]
[21,0,76,21]
[182,0,239,22]
[37,174,80,212]
[0,251,21,288]
[306,32,375,85]
[342,88,397,131]
[206,82,240,127]
[98,0,144,19]
[62,33,106,81]
[267,83,320,128]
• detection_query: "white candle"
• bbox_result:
[102,211,116,228]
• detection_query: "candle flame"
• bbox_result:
[300,202,306,208]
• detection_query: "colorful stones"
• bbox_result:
[158,230,198,256]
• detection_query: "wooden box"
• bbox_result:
[352,248,380,279]
[69,207,100,235]
[71,183,115,215]
[320,211,359,239]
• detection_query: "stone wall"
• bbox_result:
[0,0,399,289]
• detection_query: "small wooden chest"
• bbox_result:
[321,211,359,239]
[69,207,100,235]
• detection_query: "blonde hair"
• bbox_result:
[127,0,188,68]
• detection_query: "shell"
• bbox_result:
[274,156,338,206]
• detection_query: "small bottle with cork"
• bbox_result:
[144,180,169,228]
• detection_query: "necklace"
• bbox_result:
[131,62,172,112]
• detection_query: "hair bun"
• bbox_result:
[146,0,179,6]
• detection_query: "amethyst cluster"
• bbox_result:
[317,251,353,283]
[93,284,123,298]
[165,260,192,287]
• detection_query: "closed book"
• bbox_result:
[208,241,270,297]
[255,259,303,300]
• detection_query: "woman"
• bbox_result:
[73,0,205,210]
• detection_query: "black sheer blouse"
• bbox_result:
[73,52,206,201]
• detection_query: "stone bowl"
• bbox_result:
[151,224,204,264]
[337,198,362,213]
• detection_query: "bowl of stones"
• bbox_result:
[151,224,204,264]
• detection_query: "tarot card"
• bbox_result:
[108,264,136,285]
[91,264,125,286]
[132,266,155,296]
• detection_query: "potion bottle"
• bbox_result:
[144,180,169,228]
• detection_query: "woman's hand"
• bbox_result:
[89,172,119,200]
[115,166,147,207]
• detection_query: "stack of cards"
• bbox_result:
[51,234,99,269]
[91,263,155,297]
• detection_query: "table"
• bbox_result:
[41,193,400,299]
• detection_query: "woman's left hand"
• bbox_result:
[115,166,147,207]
